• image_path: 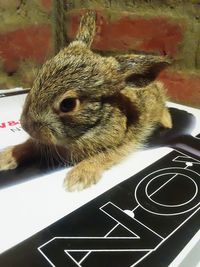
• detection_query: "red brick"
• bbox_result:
[0,25,52,73]
[158,71,200,107]
[41,0,52,11]
[68,11,184,57]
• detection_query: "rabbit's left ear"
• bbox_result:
[74,11,96,48]
[115,54,171,86]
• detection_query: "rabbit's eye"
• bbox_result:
[60,98,78,113]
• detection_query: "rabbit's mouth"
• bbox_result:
[22,122,57,146]
[33,126,57,145]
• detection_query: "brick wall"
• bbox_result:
[0,0,199,107]
[0,0,52,88]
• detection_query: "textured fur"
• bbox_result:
[0,11,172,190]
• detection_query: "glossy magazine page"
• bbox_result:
[0,91,200,267]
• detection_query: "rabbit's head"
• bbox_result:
[20,11,170,147]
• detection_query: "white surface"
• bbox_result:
[0,93,199,265]
[169,230,200,267]
[0,87,27,94]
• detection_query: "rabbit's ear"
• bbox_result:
[74,11,96,47]
[116,54,171,87]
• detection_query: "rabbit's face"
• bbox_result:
[20,43,122,146]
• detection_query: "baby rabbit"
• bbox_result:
[0,11,172,191]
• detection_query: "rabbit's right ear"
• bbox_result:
[115,54,171,87]
[74,11,96,48]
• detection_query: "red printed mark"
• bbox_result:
[0,121,20,128]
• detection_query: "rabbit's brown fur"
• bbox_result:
[0,11,172,191]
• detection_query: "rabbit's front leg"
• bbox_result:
[0,139,38,171]
[64,159,103,191]
[64,144,131,191]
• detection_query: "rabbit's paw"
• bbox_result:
[64,163,102,191]
[0,147,18,171]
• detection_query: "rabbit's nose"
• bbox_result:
[20,115,56,144]
[20,115,29,133]
[20,115,41,136]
